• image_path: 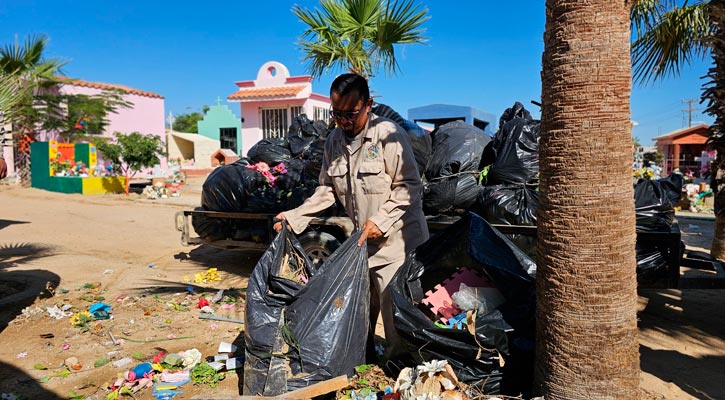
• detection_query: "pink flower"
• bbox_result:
[273,163,288,175]
[167,334,176,339]
[62,343,70,351]
[16,352,28,359]
[210,323,218,330]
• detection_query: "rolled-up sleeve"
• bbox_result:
[368,130,422,235]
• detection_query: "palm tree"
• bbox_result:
[0,34,65,182]
[630,1,725,260]
[536,0,640,398]
[292,0,429,78]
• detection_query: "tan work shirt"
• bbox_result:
[284,113,429,268]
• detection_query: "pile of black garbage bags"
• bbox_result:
[192,114,332,242]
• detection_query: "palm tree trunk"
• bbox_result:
[536,1,640,398]
[703,1,725,260]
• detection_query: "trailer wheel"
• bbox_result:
[299,231,341,268]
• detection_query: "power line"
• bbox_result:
[681,98,699,127]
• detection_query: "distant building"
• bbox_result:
[197,100,243,154]
[227,61,331,156]
[407,104,497,136]
[652,124,713,175]
[3,78,166,177]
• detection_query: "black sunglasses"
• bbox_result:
[329,108,363,121]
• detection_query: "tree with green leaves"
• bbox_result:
[292,0,429,78]
[94,132,166,179]
[630,1,725,259]
[0,34,65,182]
[172,106,209,133]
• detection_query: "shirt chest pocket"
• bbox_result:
[358,162,389,194]
[327,160,349,193]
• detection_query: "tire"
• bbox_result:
[298,231,341,268]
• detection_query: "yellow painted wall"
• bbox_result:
[81,177,126,195]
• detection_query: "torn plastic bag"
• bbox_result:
[634,173,683,231]
[423,174,481,215]
[391,213,536,396]
[244,227,369,396]
[200,159,264,212]
[372,103,432,177]
[425,120,490,181]
[486,105,540,185]
[247,137,292,166]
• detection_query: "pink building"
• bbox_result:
[2,78,166,177]
[227,61,331,156]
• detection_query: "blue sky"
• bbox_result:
[1,1,713,144]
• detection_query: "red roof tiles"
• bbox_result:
[58,77,164,99]
[227,85,306,101]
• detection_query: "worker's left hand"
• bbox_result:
[358,220,382,246]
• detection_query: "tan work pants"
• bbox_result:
[369,258,405,360]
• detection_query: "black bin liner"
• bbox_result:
[199,159,263,212]
[485,103,540,185]
[634,173,683,232]
[426,120,490,181]
[247,137,292,166]
[391,213,536,396]
[474,184,539,258]
[423,174,481,214]
[190,206,233,241]
[287,114,329,156]
[244,227,369,395]
[636,242,672,285]
[372,103,432,177]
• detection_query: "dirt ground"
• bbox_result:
[0,178,723,400]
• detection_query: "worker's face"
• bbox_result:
[330,90,371,137]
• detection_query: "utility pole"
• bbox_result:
[682,99,699,127]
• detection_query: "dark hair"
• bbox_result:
[330,73,370,102]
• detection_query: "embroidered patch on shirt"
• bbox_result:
[366,143,379,160]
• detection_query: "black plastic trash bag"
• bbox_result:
[245,183,317,214]
[423,174,481,215]
[275,159,306,191]
[391,213,536,396]
[634,174,683,232]
[485,103,540,185]
[635,242,672,285]
[247,137,292,166]
[200,159,264,212]
[475,184,538,227]
[190,206,233,241]
[372,103,432,177]
[244,227,370,396]
[288,114,329,156]
[474,184,539,258]
[425,120,490,181]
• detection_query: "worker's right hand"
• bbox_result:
[273,213,286,232]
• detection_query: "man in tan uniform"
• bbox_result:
[274,73,429,359]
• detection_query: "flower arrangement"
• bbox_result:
[246,161,288,187]
[633,168,655,180]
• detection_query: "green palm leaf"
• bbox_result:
[293,0,429,78]
[631,2,711,85]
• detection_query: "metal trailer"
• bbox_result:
[175,209,725,289]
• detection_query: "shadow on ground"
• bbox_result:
[0,242,59,334]
[0,361,61,400]
[0,219,29,231]
[638,288,725,400]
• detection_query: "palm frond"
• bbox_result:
[293,0,428,77]
[371,0,429,75]
[632,2,711,86]
[630,0,679,38]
